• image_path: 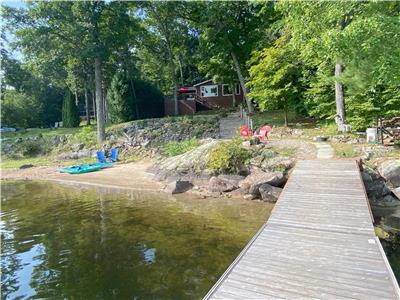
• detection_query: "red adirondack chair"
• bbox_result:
[240,125,253,138]
[253,125,272,141]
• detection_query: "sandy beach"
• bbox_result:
[1,161,164,191]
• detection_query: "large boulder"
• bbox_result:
[378,160,400,187]
[239,168,285,195]
[207,174,244,193]
[164,180,193,194]
[259,184,282,203]
[155,140,220,175]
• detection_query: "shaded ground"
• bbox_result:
[219,112,242,139]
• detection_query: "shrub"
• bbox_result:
[208,140,252,174]
[72,126,97,147]
[62,91,80,128]
[17,139,50,157]
[164,137,200,157]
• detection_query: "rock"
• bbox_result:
[393,187,400,200]
[217,174,244,187]
[381,195,400,207]
[313,136,329,142]
[72,143,84,152]
[259,184,282,203]
[243,194,257,200]
[240,168,285,195]
[378,160,400,187]
[386,212,400,229]
[164,180,193,194]
[155,140,220,175]
[361,171,373,183]
[19,164,34,169]
[207,176,236,193]
[365,179,391,198]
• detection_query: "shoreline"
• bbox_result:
[1,161,165,192]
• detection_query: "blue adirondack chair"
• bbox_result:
[96,151,107,163]
[110,148,119,162]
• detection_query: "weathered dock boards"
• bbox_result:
[204,160,400,299]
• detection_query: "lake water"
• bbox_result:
[1,181,273,299]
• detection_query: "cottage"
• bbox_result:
[164,79,244,115]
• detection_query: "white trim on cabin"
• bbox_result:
[201,85,219,97]
[235,84,241,95]
[193,79,213,87]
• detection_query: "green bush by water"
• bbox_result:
[13,138,51,158]
[208,139,252,174]
[164,137,200,157]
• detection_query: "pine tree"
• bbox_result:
[107,71,135,124]
[62,91,80,127]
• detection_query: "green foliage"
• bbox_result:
[71,126,97,147]
[62,91,80,128]
[208,140,252,174]
[333,144,360,158]
[107,71,135,124]
[13,138,51,158]
[163,137,200,157]
[248,37,303,123]
[1,90,40,128]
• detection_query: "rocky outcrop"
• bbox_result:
[108,116,219,151]
[378,160,400,187]
[362,164,400,208]
[152,140,220,179]
[250,149,294,173]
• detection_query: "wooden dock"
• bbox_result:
[204,160,400,299]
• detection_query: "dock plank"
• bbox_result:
[204,160,400,299]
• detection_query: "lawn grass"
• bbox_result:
[0,155,96,169]
[2,127,80,142]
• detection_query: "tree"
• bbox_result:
[140,2,189,115]
[248,38,302,126]
[107,71,134,124]
[277,1,400,130]
[3,1,137,141]
[198,1,275,114]
[62,91,80,128]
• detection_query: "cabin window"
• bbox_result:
[222,84,233,96]
[200,85,218,97]
[235,84,241,95]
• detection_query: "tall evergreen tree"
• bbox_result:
[62,91,80,128]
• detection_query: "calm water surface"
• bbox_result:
[1,181,273,299]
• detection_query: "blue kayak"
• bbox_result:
[60,162,113,174]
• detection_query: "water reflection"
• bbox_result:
[1,181,272,299]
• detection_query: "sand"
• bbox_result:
[1,161,163,191]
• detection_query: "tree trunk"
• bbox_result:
[129,78,139,119]
[92,90,96,121]
[167,43,178,115]
[334,62,346,126]
[178,52,184,86]
[231,51,253,113]
[231,84,236,107]
[84,86,90,125]
[95,57,105,142]
[284,104,288,127]
[103,88,107,122]
[75,91,79,107]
